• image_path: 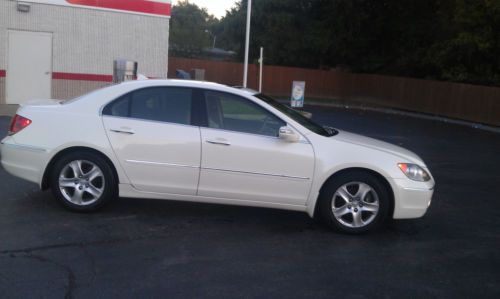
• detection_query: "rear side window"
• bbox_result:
[103,87,192,125]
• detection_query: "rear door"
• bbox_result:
[197,90,315,206]
[102,87,201,195]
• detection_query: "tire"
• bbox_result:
[49,151,117,212]
[318,170,390,234]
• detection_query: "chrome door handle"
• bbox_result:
[110,128,135,135]
[206,138,231,146]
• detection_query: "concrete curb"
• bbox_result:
[299,101,500,134]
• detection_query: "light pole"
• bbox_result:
[204,29,216,49]
[243,0,252,88]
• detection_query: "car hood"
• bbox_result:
[334,130,425,165]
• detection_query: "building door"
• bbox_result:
[6,30,52,104]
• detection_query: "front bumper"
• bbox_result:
[391,178,434,219]
[0,137,49,186]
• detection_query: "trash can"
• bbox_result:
[113,59,138,83]
[190,68,205,81]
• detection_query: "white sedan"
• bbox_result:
[0,80,434,233]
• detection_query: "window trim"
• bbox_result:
[101,114,201,129]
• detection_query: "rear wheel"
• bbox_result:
[318,171,390,234]
[50,151,116,212]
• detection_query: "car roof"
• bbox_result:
[118,79,258,95]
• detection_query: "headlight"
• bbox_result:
[398,163,431,182]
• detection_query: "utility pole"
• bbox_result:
[243,0,252,87]
[259,47,263,92]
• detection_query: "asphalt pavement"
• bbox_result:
[1,107,499,298]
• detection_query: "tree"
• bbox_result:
[169,0,217,57]
[211,0,500,86]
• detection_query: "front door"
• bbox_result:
[197,90,315,206]
[7,30,52,104]
[102,87,201,195]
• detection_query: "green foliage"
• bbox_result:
[169,0,500,86]
[169,0,217,57]
[210,0,500,86]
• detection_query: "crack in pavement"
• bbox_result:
[0,222,200,256]
[82,246,97,286]
[0,236,151,256]
[12,252,76,299]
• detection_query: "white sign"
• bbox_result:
[291,81,305,108]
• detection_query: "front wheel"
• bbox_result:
[50,151,116,212]
[318,171,390,234]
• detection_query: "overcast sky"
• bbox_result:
[171,0,238,19]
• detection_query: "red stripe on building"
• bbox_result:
[0,70,5,77]
[52,72,113,82]
[66,0,171,16]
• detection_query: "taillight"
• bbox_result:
[8,114,32,135]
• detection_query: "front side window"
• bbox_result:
[103,87,192,125]
[254,93,336,137]
[204,91,285,137]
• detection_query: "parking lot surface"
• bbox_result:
[1,107,499,298]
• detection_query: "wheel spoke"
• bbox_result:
[87,166,103,181]
[336,186,352,203]
[86,185,102,199]
[355,183,372,200]
[69,161,84,178]
[71,188,85,204]
[352,211,364,227]
[59,178,77,188]
[362,202,379,213]
[333,204,350,217]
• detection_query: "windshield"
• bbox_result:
[254,93,336,137]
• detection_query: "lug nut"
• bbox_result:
[354,208,358,212]
[347,205,352,209]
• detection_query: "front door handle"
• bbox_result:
[206,138,231,146]
[110,127,135,135]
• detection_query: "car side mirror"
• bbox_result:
[279,126,300,142]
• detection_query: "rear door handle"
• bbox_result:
[110,127,135,135]
[206,138,231,146]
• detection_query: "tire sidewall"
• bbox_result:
[319,171,390,234]
[50,151,116,212]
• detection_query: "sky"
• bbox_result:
[171,0,238,19]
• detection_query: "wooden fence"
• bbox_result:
[168,57,500,126]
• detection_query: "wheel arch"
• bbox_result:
[311,167,395,218]
[41,146,119,190]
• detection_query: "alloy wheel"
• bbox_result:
[58,160,105,206]
[331,181,380,228]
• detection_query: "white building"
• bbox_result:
[0,0,171,105]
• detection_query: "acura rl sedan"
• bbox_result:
[0,80,434,233]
